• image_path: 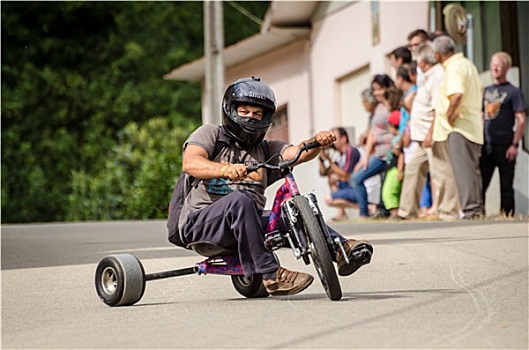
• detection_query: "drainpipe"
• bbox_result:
[466,13,474,62]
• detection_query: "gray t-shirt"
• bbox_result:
[371,103,392,160]
[178,124,290,232]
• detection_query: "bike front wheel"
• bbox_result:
[293,196,342,301]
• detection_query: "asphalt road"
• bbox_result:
[1,218,528,349]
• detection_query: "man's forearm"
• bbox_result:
[363,131,374,159]
[319,158,330,176]
[447,93,463,125]
[513,111,526,145]
[328,162,348,180]
[183,156,227,180]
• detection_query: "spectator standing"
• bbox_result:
[352,75,395,218]
[389,46,412,83]
[407,29,430,87]
[354,89,383,216]
[381,88,405,218]
[395,64,425,212]
[321,127,361,221]
[357,88,378,147]
[433,35,485,220]
[405,29,433,212]
[395,64,418,137]
[407,29,429,56]
[398,42,452,219]
[389,46,412,70]
[481,51,527,216]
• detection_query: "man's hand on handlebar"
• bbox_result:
[221,163,248,181]
[313,130,337,149]
[296,130,337,163]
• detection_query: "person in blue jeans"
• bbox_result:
[353,74,395,217]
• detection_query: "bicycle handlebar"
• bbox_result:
[246,140,321,174]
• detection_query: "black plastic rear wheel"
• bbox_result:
[293,196,342,301]
[231,274,269,298]
[95,254,146,306]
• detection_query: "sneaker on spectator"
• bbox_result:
[336,239,373,276]
[439,213,458,221]
[263,267,314,296]
[370,210,390,220]
[462,212,485,220]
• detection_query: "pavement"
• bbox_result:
[1,218,528,349]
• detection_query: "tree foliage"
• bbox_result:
[67,118,196,221]
[1,1,269,223]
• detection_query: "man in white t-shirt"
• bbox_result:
[407,29,429,87]
[398,42,459,220]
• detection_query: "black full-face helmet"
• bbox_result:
[222,77,276,146]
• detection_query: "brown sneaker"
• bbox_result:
[262,267,314,296]
[336,239,373,276]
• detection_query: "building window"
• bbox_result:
[266,105,289,143]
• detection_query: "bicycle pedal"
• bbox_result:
[351,245,372,264]
[264,231,285,251]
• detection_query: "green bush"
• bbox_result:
[67,118,197,221]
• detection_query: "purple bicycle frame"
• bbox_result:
[195,255,243,275]
[195,173,300,276]
[265,173,299,233]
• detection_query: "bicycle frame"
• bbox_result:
[265,171,298,233]
[262,167,332,263]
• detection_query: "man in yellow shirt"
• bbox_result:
[432,35,485,219]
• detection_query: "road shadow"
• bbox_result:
[131,288,460,307]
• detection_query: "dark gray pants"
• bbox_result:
[182,190,345,277]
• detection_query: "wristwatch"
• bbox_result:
[512,142,519,148]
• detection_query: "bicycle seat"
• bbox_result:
[186,241,237,257]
